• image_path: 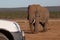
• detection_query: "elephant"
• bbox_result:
[28,4,49,33]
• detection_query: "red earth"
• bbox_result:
[11,19,60,40]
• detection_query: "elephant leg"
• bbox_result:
[29,19,35,33]
[34,18,39,33]
[34,22,39,33]
[43,23,47,32]
[43,21,48,32]
[39,22,47,32]
[30,23,34,33]
[43,19,49,32]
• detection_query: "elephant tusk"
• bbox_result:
[32,19,35,24]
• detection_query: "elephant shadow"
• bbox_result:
[23,29,50,34]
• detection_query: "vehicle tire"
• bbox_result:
[0,33,9,40]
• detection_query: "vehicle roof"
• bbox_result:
[0,20,21,32]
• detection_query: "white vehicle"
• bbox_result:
[0,20,25,40]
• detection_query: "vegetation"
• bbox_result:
[0,11,28,19]
[50,12,60,19]
[0,11,60,19]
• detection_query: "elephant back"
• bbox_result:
[28,4,49,23]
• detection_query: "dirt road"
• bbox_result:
[11,19,60,40]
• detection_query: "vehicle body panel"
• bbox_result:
[0,20,21,32]
[0,20,25,40]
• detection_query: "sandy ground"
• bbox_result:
[11,19,60,40]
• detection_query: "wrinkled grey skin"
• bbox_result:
[28,5,49,33]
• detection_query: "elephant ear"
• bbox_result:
[27,13,29,20]
[27,7,29,19]
[27,5,30,20]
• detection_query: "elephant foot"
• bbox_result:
[33,31,39,34]
[31,31,39,34]
[31,31,38,34]
[42,29,47,32]
[30,30,34,34]
[43,30,46,32]
[33,29,39,33]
